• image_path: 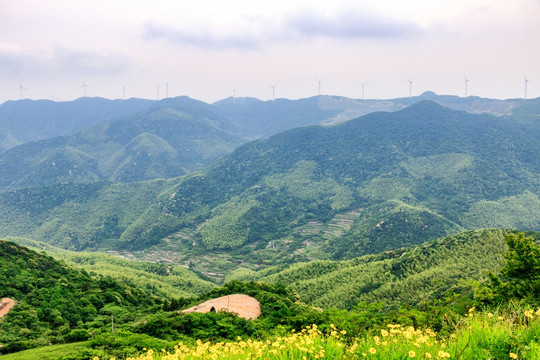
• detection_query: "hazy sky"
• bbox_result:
[1,0,539,103]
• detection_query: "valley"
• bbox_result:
[1,93,539,359]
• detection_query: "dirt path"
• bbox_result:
[181,294,261,320]
[0,298,16,318]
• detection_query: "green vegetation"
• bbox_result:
[0,342,89,360]
[230,229,510,309]
[114,309,540,360]
[0,179,178,250]
[0,97,244,191]
[8,237,215,298]
[477,232,540,306]
[1,231,539,359]
[1,101,540,278]
[0,240,163,354]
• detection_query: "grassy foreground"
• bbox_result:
[0,342,88,360]
[86,308,539,360]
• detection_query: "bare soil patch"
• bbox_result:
[181,294,261,320]
[0,298,16,318]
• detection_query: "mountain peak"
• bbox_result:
[419,91,438,99]
[401,99,450,113]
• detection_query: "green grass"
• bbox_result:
[89,307,540,359]
[0,342,88,360]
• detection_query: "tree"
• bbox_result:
[478,232,540,305]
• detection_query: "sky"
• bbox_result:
[1,0,539,103]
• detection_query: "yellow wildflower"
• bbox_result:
[487,312,493,318]
[369,347,377,354]
[425,353,432,359]
[438,350,451,358]
[510,352,518,359]
[498,316,504,321]
[408,350,416,357]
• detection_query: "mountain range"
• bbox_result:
[0,97,154,153]
[1,99,539,279]
[1,93,539,193]
[1,91,540,358]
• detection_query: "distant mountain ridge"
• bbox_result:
[0,97,154,153]
[1,93,538,192]
[0,97,244,191]
[1,101,539,279]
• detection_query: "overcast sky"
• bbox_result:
[1,0,539,103]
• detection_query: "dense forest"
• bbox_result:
[1,102,540,279]
[1,96,540,358]
[1,230,539,359]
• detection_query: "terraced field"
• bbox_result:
[105,209,364,282]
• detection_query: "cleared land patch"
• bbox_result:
[0,298,16,318]
[182,294,261,320]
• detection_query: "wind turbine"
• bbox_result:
[316,78,321,95]
[122,84,126,99]
[464,74,469,97]
[16,81,27,99]
[406,79,413,97]
[269,84,276,101]
[157,85,160,100]
[231,88,236,104]
[524,77,529,100]
[80,80,89,97]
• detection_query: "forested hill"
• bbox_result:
[1,94,537,193]
[119,101,540,256]
[0,97,154,153]
[226,229,515,309]
[0,97,244,191]
[0,240,162,352]
[1,101,539,277]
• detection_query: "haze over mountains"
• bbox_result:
[1,93,539,279]
[0,97,154,153]
[1,92,539,193]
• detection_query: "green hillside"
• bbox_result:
[118,101,540,267]
[0,179,178,250]
[0,240,163,353]
[1,101,539,278]
[6,237,216,298]
[0,97,244,191]
[226,229,519,309]
[1,230,539,359]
